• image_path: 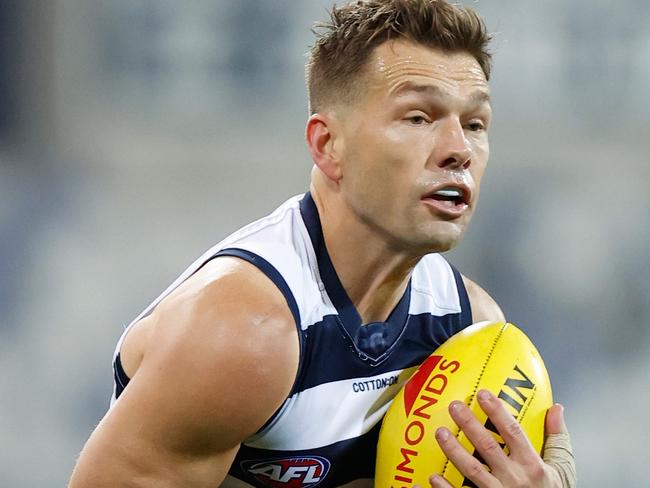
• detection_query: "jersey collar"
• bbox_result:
[299,192,411,360]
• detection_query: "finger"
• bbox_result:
[447,400,509,474]
[476,389,537,459]
[435,426,498,488]
[543,405,576,488]
[545,403,568,436]
[428,474,454,487]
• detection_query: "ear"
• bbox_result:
[305,113,343,182]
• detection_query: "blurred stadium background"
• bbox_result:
[1,1,649,486]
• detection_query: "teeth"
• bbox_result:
[434,188,462,198]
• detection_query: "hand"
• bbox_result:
[421,389,576,488]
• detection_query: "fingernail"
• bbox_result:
[449,400,463,414]
[429,474,443,486]
[478,389,492,402]
[436,427,450,441]
[555,403,567,431]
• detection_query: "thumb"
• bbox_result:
[543,404,577,487]
[545,403,567,436]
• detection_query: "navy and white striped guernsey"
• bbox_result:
[110,192,473,488]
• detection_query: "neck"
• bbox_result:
[311,184,420,324]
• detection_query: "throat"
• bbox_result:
[353,278,410,325]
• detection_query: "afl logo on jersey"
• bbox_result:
[241,456,331,487]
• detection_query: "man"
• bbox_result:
[69,1,575,487]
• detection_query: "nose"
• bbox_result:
[433,117,471,170]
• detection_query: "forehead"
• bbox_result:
[364,40,489,101]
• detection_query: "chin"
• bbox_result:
[416,223,467,254]
[378,213,469,254]
[431,240,456,253]
[396,232,461,255]
[424,237,459,254]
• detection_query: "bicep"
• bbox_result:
[69,408,239,488]
[69,352,244,488]
[70,259,299,487]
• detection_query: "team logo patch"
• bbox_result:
[241,456,331,487]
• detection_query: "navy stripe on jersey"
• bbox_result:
[113,353,130,398]
[294,311,467,393]
[450,263,472,324]
[214,248,302,327]
[231,423,381,487]
[299,192,412,361]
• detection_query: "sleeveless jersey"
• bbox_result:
[110,192,473,487]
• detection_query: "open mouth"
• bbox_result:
[421,186,471,216]
[428,187,468,205]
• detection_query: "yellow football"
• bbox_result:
[375,321,553,488]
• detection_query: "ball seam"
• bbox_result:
[441,322,508,480]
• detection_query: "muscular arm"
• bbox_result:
[69,257,300,488]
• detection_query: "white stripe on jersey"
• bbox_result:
[245,367,417,451]
[409,253,462,316]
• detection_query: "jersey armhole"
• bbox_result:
[214,248,301,326]
[111,248,304,434]
[113,353,130,399]
[213,248,304,436]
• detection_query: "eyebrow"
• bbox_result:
[391,82,491,104]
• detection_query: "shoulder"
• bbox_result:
[70,256,300,486]
[461,274,506,323]
[118,255,300,449]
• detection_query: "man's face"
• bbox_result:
[335,40,491,254]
